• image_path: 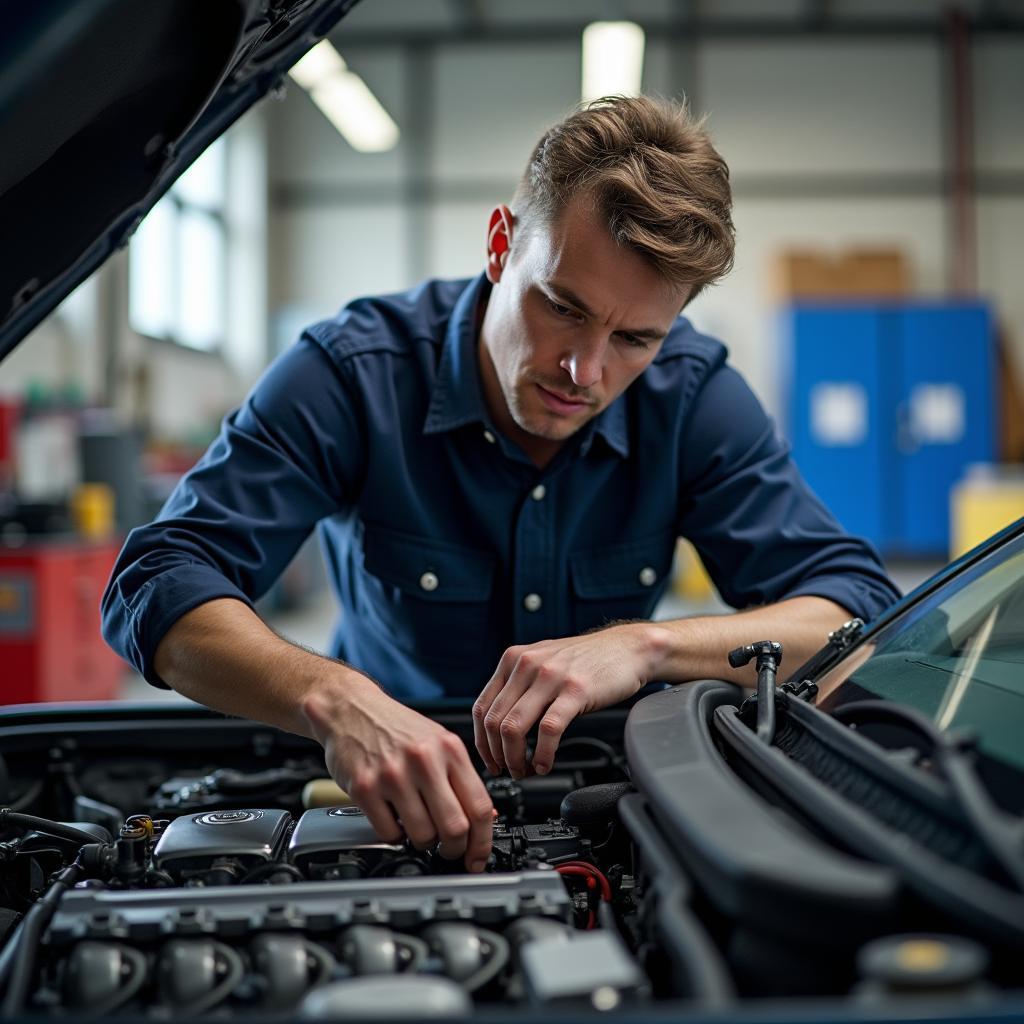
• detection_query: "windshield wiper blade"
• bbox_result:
[831,700,1024,894]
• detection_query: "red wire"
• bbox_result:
[558,861,611,899]
[556,860,612,902]
[556,861,613,931]
[556,865,596,885]
[557,866,602,929]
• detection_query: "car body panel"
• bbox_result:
[0,0,360,360]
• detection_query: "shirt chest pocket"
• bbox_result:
[569,529,676,635]
[359,524,496,666]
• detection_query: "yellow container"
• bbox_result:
[672,538,715,601]
[72,482,115,541]
[950,470,1024,559]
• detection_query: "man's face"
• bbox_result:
[479,196,691,460]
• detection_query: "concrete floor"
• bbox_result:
[118,558,940,703]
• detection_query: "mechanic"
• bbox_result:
[101,96,900,874]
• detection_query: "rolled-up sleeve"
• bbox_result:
[101,337,365,687]
[677,364,900,622]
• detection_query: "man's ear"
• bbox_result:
[485,204,515,284]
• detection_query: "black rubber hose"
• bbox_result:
[239,861,305,885]
[8,780,44,814]
[0,861,83,1014]
[755,662,777,744]
[74,944,148,1016]
[173,942,246,1017]
[458,928,509,993]
[210,766,314,793]
[0,809,102,848]
[0,920,20,992]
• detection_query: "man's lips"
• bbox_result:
[535,383,592,415]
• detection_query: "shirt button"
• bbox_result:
[638,566,657,587]
[531,484,546,501]
[419,571,439,592]
[523,593,542,612]
[483,430,496,444]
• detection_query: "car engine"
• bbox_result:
[0,692,1020,1021]
[0,710,655,1018]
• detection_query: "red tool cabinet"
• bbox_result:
[0,540,124,704]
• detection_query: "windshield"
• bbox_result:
[815,529,1024,777]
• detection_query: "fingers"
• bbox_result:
[497,679,559,777]
[446,754,496,872]
[472,696,500,775]
[477,648,578,778]
[473,648,521,774]
[351,765,432,847]
[390,787,437,850]
[346,729,494,872]
[353,789,403,846]
[531,692,583,774]
[476,649,543,776]
[411,736,477,863]
[484,673,532,777]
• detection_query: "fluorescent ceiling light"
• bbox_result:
[289,40,345,90]
[289,40,400,153]
[310,74,400,153]
[581,21,646,103]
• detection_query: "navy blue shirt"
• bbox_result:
[101,275,900,701]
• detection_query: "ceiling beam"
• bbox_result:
[334,15,1024,49]
[448,0,484,31]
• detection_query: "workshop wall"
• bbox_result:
[679,36,948,409]
[0,275,108,404]
[975,39,1024,357]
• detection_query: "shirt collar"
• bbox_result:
[423,274,491,436]
[422,272,630,460]
[584,392,629,459]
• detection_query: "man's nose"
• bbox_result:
[559,339,604,389]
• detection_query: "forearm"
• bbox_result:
[473,595,850,777]
[644,595,851,687]
[152,598,378,739]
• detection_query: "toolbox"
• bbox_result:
[0,539,123,703]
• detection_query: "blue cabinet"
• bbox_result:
[782,303,994,557]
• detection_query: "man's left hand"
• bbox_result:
[472,623,667,778]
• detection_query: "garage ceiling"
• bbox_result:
[335,0,1024,43]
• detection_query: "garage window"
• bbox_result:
[129,139,227,352]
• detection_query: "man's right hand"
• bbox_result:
[301,679,495,873]
[152,600,493,871]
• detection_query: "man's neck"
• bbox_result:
[475,334,563,471]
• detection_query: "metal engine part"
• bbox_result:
[151,808,291,881]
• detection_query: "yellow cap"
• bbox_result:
[302,778,354,808]
[894,939,951,974]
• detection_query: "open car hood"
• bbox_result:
[0,0,360,361]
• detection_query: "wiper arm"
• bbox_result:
[831,700,1024,894]
[785,617,865,684]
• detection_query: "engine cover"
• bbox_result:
[288,806,403,876]
[151,808,291,878]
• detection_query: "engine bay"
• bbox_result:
[0,707,658,1018]
[0,692,1021,1020]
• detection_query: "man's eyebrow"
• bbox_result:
[547,283,667,340]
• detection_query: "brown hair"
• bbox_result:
[513,95,735,301]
